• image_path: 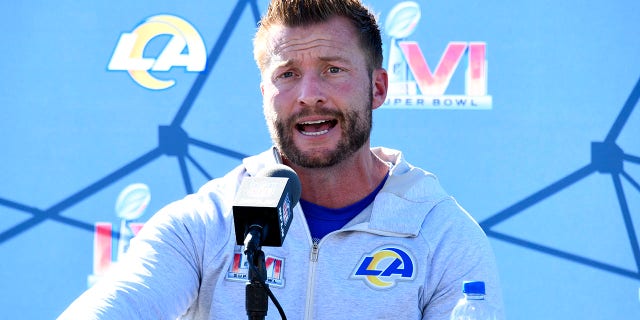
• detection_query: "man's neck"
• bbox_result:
[284,147,390,209]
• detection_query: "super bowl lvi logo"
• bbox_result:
[88,183,150,287]
[384,1,491,109]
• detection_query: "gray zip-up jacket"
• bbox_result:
[59,147,504,320]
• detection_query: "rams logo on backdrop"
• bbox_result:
[351,246,416,289]
[108,15,206,90]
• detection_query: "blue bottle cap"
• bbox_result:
[462,281,486,294]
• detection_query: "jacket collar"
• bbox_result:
[367,147,450,236]
[242,147,282,177]
[242,147,450,236]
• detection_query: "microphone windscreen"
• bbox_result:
[258,164,301,208]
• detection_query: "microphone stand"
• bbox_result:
[244,226,269,320]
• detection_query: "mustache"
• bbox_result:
[286,107,344,123]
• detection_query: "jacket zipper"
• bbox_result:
[310,242,319,262]
[304,240,319,320]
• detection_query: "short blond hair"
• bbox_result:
[253,0,383,72]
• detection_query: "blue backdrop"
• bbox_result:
[1,0,639,318]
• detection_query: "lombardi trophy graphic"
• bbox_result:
[115,183,150,256]
[88,183,150,287]
[385,1,421,96]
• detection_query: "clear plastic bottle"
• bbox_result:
[450,281,496,320]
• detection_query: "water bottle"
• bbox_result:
[450,281,496,320]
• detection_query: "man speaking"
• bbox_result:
[59,0,504,319]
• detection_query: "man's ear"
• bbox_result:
[371,68,388,110]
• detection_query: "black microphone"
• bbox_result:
[232,164,302,248]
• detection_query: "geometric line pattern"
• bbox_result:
[1,0,638,287]
[0,0,260,244]
[481,75,640,281]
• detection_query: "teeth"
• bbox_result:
[301,120,328,125]
[301,129,329,136]
[297,119,333,136]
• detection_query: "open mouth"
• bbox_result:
[296,119,338,136]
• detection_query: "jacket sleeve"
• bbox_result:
[57,194,214,320]
[420,197,505,320]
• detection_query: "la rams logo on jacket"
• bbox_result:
[351,246,416,290]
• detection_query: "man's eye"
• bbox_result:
[280,71,294,78]
[328,66,341,73]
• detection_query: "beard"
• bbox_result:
[266,93,373,168]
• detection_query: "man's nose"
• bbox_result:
[297,73,326,107]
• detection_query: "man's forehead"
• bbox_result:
[264,18,360,63]
[272,40,348,59]
[271,26,349,48]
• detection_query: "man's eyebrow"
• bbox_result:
[270,59,293,69]
[270,55,351,69]
[318,55,349,63]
